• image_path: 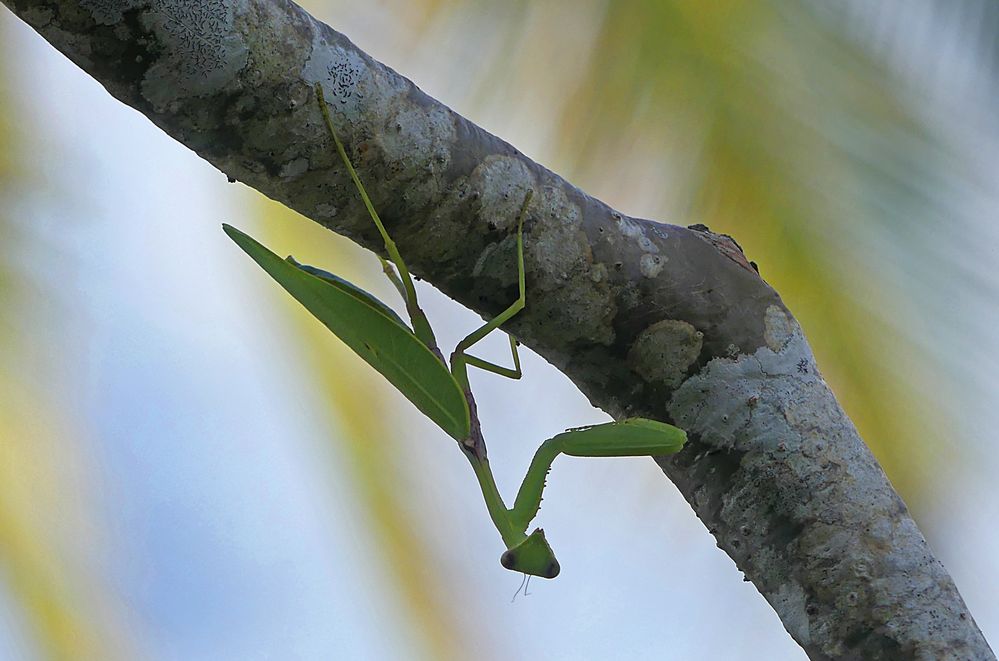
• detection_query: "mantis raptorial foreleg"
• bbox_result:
[508,419,687,532]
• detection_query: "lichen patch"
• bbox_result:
[639,252,666,278]
[81,0,142,25]
[668,319,819,452]
[314,202,338,219]
[374,104,457,209]
[280,157,310,179]
[590,262,608,284]
[627,319,703,389]
[527,187,589,290]
[474,156,536,232]
[302,36,369,120]
[773,582,811,645]
[139,0,249,112]
[764,304,795,352]
[381,106,449,161]
[616,215,660,253]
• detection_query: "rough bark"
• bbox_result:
[2,1,992,658]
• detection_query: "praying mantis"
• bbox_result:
[221,83,686,579]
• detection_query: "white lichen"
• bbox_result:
[280,157,310,179]
[772,582,811,645]
[616,215,662,255]
[302,32,369,121]
[639,252,666,278]
[475,156,536,232]
[139,0,249,112]
[80,0,142,25]
[668,317,822,451]
[763,304,795,352]
[628,319,703,388]
[315,203,338,219]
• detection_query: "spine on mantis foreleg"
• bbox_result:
[509,439,561,532]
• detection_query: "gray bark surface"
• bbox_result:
[2,1,992,658]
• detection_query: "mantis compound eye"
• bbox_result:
[500,528,560,579]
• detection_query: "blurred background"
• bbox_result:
[1,1,997,659]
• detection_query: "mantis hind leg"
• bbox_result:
[314,83,438,350]
[451,190,532,389]
[378,256,407,301]
[462,335,522,380]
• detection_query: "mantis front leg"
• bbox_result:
[509,419,688,532]
[467,417,689,579]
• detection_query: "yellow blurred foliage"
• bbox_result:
[0,384,127,661]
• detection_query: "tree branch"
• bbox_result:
[2,0,992,657]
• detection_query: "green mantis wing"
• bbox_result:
[286,256,409,329]
[223,224,471,441]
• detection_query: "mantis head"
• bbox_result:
[500,528,560,579]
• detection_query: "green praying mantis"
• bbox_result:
[222,83,687,579]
